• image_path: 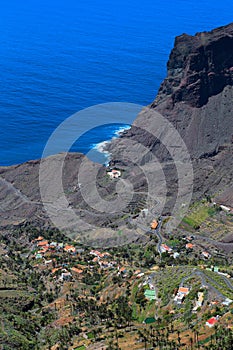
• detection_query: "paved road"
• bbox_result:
[221,275,233,290]
[189,233,233,252]
[136,217,163,255]
[180,268,233,300]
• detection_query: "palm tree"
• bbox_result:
[177,330,181,346]
[189,336,193,349]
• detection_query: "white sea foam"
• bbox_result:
[114,124,131,137]
[92,125,131,166]
[92,141,111,166]
[92,140,110,154]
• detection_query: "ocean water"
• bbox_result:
[0,0,233,166]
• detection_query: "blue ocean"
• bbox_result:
[0,0,233,165]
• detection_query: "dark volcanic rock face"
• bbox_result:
[108,23,233,207]
[152,23,233,108]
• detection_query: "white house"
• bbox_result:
[107,169,121,179]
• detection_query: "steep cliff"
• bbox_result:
[109,23,233,204]
[152,23,233,109]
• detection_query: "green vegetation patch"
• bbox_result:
[87,331,94,339]
[183,204,217,229]
[203,270,233,299]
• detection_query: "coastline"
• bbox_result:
[92,124,131,166]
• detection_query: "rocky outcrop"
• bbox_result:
[152,23,233,108]
[108,23,233,203]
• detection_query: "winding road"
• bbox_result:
[136,217,163,255]
[180,268,233,299]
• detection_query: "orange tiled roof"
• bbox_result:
[64,245,76,252]
[37,240,49,247]
[71,267,83,274]
[35,236,44,241]
[186,243,194,249]
[119,267,126,272]
[52,267,62,274]
[103,252,111,256]
[178,287,189,294]
[151,220,158,229]
[161,244,172,251]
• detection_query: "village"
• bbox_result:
[1,176,233,349]
[19,225,233,350]
[29,224,233,311]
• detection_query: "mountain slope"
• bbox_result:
[109,23,233,207]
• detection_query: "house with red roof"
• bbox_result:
[90,250,103,258]
[206,316,219,328]
[202,251,211,259]
[161,244,172,253]
[174,287,190,304]
[64,245,76,253]
[71,267,83,276]
[118,266,127,277]
[34,236,44,242]
[186,243,194,249]
[37,240,49,247]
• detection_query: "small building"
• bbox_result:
[206,316,219,328]
[193,292,204,311]
[185,235,195,241]
[141,208,149,217]
[178,287,189,296]
[64,245,76,253]
[151,220,158,230]
[34,236,44,242]
[37,240,49,247]
[174,287,190,304]
[222,298,232,306]
[220,205,231,212]
[57,243,64,249]
[118,267,127,276]
[186,243,194,249]
[44,259,53,265]
[99,260,110,268]
[136,272,145,278]
[38,247,49,254]
[202,251,211,259]
[143,317,156,324]
[90,250,104,258]
[161,244,172,253]
[60,272,72,281]
[71,267,83,276]
[174,293,184,304]
[144,289,156,301]
[52,267,62,274]
[107,169,121,179]
[35,253,43,259]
